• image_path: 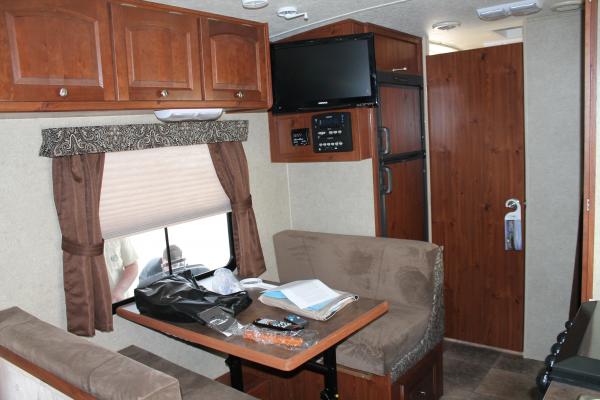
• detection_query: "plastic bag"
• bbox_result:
[134,271,252,322]
[212,268,243,294]
[197,307,245,337]
[242,325,319,350]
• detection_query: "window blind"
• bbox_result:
[99,144,231,239]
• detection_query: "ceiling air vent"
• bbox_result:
[477,0,543,21]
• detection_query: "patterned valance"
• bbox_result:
[39,120,248,158]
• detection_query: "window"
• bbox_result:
[99,145,233,306]
[105,213,233,304]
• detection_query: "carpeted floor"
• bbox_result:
[441,340,545,400]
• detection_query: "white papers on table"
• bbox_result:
[280,279,339,310]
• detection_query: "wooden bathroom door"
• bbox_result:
[427,44,525,351]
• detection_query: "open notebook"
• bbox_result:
[258,279,358,321]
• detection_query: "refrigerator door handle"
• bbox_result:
[379,127,391,156]
[382,166,393,195]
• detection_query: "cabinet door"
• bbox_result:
[0,0,114,102]
[367,24,422,75]
[382,158,426,241]
[111,4,203,101]
[200,17,269,103]
[379,85,423,155]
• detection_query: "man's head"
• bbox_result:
[161,245,186,271]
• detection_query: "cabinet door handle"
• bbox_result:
[160,89,169,97]
[383,166,393,195]
[379,127,391,155]
[392,67,408,72]
[59,87,68,97]
[235,91,245,99]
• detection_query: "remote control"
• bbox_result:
[253,318,303,331]
[285,314,308,328]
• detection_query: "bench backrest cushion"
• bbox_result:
[0,307,182,400]
[273,230,442,310]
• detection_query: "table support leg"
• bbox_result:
[226,355,244,392]
[320,347,339,400]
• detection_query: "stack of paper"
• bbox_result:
[260,279,358,321]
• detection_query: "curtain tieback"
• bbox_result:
[62,236,104,256]
[231,196,253,212]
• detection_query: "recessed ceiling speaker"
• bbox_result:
[477,0,543,21]
[551,0,582,12]
[241,0,268,10]
[432,21,462,31]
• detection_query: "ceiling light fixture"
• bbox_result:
[477,0,543,21]
[551,0,582,12]
[241,0,269,10]
[277,6,308,21]
[432,21,462,31]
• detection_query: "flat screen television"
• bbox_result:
[270,33,378,114]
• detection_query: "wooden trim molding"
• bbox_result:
[583,0,598,302]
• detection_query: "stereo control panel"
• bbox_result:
[312,112,353,153]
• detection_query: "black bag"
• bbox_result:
[134,271,252,323]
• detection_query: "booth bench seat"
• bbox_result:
[0,307,255,400]
[272,230,445,400]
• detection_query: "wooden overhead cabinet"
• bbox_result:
[200,17,271,105]
[0,0,115,102]
[367,24,422,75]
[0,0,271,111]
[110,3,203,101]
[279,19,423,76]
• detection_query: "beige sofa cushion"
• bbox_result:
[273,230,444,378]
[0,307,182,400]
[273,230,438,308]
[119,346,257,400]
[336,302,430,376]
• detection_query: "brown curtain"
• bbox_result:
[208,141,266,278]
[52,154,112,336]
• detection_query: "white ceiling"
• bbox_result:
[150,0,580,50]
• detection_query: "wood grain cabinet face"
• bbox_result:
[110,4,203,101]
[383,158,426,241]
[0,0,115,102]
[374,35,420,74]
[367,25,422,75]
[279,20,364,42]
[200,17,269,103]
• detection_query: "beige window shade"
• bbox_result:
[100,144,231,239]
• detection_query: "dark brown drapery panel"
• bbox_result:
[52,154,112,336]
[208,141,266,278]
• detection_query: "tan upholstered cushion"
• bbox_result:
[336,302,430,376]
[0,307,182,400]
[273,230,443,377]
[119,345,257,400]
[273,230,438,308]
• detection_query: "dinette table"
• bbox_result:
[117,287,388,400]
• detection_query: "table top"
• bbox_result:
[117,288,388,371]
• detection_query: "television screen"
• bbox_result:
[271,33,377,114]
